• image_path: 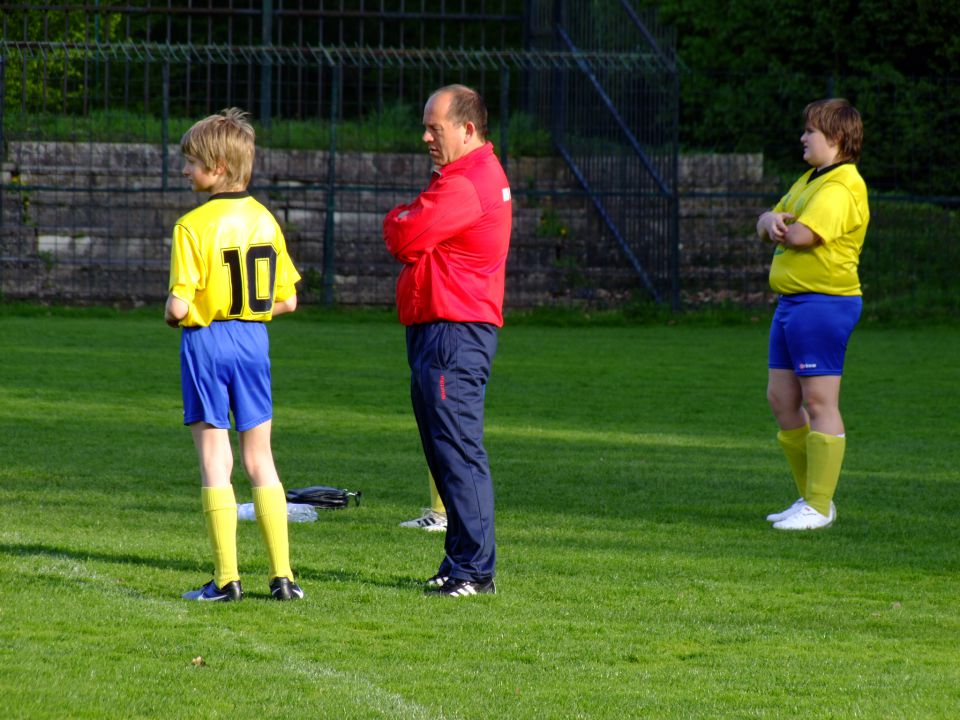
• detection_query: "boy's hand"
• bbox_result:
[757,211,795,242]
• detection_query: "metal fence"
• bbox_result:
[526,0,679,306]
[5,3,951,315]
[0,1,523,122]
[0,1,682,309]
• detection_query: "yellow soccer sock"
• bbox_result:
[202,485,240,588]
[777,424,811,499]
[429,471,446,515]
[252,484,294,581]
[805,431,846,516]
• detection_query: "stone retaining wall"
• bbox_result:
[1,141,776,307]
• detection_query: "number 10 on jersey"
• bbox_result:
[221,245,278,316]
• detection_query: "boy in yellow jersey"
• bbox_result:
[165,108,304,600]
[756,98,869,531]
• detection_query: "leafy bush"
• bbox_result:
[642,0,960,197]
[3,104,556,157]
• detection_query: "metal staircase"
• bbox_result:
[527,0,680,306]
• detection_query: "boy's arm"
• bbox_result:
[758,211,819,248]
[780,222,820,248]
[272,293,298,317]
[167,222,200,327]
[164,293,189,327]
[271,227,300,318]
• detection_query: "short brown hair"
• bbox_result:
[180,107,255,189]
[431,84,488,142]
[803,98,863,164]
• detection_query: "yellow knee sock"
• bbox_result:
[202,485,240,588]
[429,471,446,515]
[777,424,810,498]
[805,431,846,516]
[252,484,293,581]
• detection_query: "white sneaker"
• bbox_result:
[766,497,805,523]
[772,502,836,531]
[399,508,447,533]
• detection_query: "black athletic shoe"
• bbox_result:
[182,579,243,602]
[437,578,496,597]
[423,573,450,593]
[270,577,305,601]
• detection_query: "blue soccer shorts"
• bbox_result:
[180,321,273,431]
[768,293,862,376]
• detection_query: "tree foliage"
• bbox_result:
[642,0,960,195]
[2,7,124,113]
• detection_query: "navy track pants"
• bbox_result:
[406,321,497,581]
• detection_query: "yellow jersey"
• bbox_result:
[169,193,301,326]
[768,163,869,296]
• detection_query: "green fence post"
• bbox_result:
[322,64,341,307]
[0,49,5,236]
[161,61,170,191]
[669,62,680,311]
[260,0,273,130]
[499,67,509,166]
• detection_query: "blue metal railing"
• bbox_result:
[545,0,679,306]
[554,141,661,302]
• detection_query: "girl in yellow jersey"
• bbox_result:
[756,98,869,531]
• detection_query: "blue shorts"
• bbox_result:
[180,321,273,431]
[768,293,862,376]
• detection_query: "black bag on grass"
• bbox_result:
[285,485,361,509]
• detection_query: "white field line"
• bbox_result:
[248,637,454,720]
[2,542,453,720]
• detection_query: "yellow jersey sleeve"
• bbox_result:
[274,240,299,304]
[795,181,865,248]
[168,222,205,306]
[168,195,301,326]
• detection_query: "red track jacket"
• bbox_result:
[384,142,512,327]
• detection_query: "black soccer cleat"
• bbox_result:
[437,578,496,597]
[270,577,305,601]
[182,579,244,602]
[423,573,450,593]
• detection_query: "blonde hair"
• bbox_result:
[803,98,863,164]
[180,107,255,189]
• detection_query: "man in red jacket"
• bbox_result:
[384,84,512,597]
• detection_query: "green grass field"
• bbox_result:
[1,310,958,719]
